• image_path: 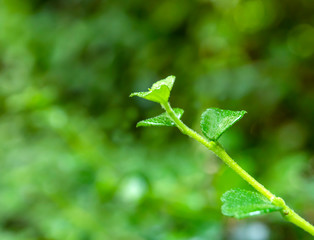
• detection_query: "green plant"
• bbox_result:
[130,76,314,236]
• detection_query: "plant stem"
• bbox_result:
[161,101,314,236]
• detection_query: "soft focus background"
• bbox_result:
[0,0,313,239]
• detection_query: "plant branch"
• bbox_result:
[161,101,314,236]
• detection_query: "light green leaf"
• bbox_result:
[136,108,184,127]
[151,75,175,91]
[200,108,247,141]
[221,189,282,219]
[130,76,175,103]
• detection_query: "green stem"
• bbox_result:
[161,101,314,236]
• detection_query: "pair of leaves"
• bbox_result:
[131,76,182,128]
[221,189,282,219]
[130,76,246,141]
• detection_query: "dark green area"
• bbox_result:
[0,0,313,239]
[201,108,247,141]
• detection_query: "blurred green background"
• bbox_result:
[0,0,313,239]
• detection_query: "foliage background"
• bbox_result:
[0,0,313,239]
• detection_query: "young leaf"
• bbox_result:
[136,108,184,127]
[130,76,175,104]
[200,108,246,141]
[221,189,282,219]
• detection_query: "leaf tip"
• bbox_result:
[130,92,140,98]
[240,110,247,116]
[136,122,143,128]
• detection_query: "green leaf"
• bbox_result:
[130,76,175,104]
[200,108,247,141]
[136,108,184,127]
[221,189,282,219]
